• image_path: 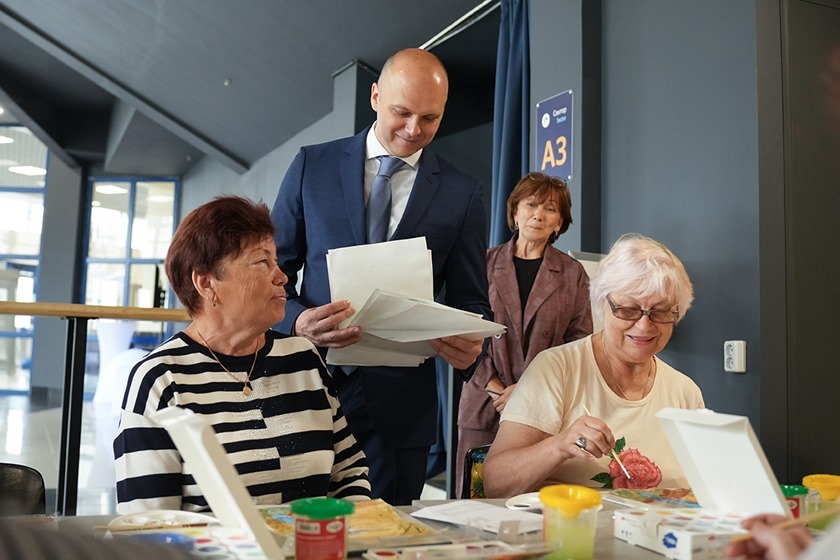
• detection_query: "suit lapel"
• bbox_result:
[392,150,441,239]
[494,241,524,346]
[523,246,563,329]
[341,130,369,246]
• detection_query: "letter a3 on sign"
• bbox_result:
[536,90,573,181]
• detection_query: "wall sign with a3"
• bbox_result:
[535,90,573,181]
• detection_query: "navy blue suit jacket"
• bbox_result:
[271,127,491,447]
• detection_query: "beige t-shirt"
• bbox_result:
[501,335,705,489]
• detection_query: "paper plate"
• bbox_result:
[504,492,543,512]
[108,510,219,529]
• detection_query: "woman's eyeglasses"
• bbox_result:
[607,296,679,324]
[528,172,566,187]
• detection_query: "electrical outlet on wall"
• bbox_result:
[724,340,746,373]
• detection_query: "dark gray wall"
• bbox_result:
[601,1,762,424]
[530,0,587,253]
[31,156,84,395]
[756,0,788,479]
[433,122,494,235]
[530,0,602,254]
[781,0,840,479]
[531,0,763,429]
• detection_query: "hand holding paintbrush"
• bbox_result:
[724,507,840,559]
[728,506,840,544]
[581,404,633,481]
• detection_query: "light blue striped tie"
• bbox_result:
[367,156,404,243]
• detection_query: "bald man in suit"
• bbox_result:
[272,48,491,505]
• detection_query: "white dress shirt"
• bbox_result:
[365,125,422,240]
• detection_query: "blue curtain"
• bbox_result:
[490,0,530,247]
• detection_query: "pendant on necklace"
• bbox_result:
[243,384,252,396]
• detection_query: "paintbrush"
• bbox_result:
[581,404,633,481]
[94,521,212,532]
[728,505,840,543]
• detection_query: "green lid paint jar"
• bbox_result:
[780,484,808,518]
[290,497,354,560]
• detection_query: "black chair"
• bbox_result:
[460,444,491,499]
[0,462,46,516]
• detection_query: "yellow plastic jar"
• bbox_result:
[802,474,840,530]
[539,484,603,560]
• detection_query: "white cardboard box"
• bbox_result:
[613,408,789,559]
[614,507,747,560]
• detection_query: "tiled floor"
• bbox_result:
[0,393,118,515]
[0,390,449,515]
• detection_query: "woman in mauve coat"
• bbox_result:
[456,172,593,497]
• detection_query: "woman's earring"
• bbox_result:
[514,222,519,230]
[212,295,218,307]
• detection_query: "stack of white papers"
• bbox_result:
[325,237,505,367]
[411,501,543,535]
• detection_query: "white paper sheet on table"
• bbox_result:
[411,501,543,534]
[325,237,505,367]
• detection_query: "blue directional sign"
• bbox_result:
[535,90,573,180]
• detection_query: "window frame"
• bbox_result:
[81,176,180,341]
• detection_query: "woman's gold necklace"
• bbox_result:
[196,329,259,396]
[600,336,654,400]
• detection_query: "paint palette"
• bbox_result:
[363,540,550,559]
[108,510,219,530]
[504,492,542,513]
[117,526,293,560]
[184,527,276,559]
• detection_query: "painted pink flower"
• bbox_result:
[609,448,662,489]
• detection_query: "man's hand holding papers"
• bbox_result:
[329,289,504,366]
[292,299,362,348]
[430,336,485,370]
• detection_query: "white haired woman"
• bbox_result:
[483,233,705,497]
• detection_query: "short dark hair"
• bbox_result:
[165,196,275,315]
[506,172,573,243]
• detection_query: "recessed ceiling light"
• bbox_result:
[0,136,12,144]
[94,184,128,195]
[0,106,5,116]
[8,165,46,176]
[91,201,101,207]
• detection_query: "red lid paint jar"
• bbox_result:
[290,497,354,560]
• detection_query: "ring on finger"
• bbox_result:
[575,436,587,450]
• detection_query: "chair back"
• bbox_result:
[0,462,46,516]
[461,444,491,499]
